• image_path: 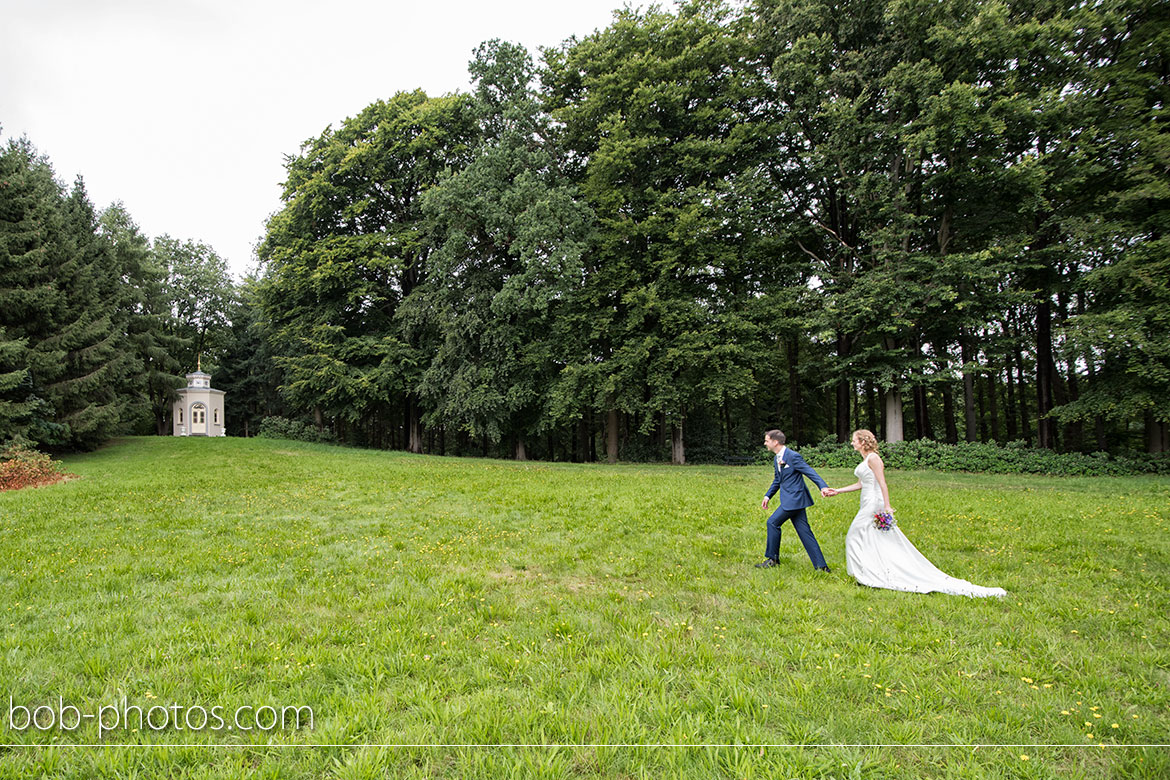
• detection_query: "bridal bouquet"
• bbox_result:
[873,510,896,531]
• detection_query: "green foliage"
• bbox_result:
[10,0,1163,461]
[214,276,287,438]
[542,2,760,453]
[1053,0,1170,430]
[243,0,1169,461]
[407,40,594,448]
[259,90,478,441]
[153,234,235,371]
[0,137,141,450]
[799,437,1170,476]
[256,415,336,444]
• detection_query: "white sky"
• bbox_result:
[2,0,631,278]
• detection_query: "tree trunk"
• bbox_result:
[853,382,863,432]
[408,397,423,454]
[866,380,878,433]
[515,436,527,461]
[314,406,323,432]
[1065,364,1083,452]
[1086,361,1107,451]
[988,370,1001,442]
[960,337,977,442]
[836,333,851,442]
[587,410,596,462]
[911,385,923,440]
[913,384,934,440]
[671,420,685,465]
[942,382,958,444]
[1035,300,1057,449]
[788,337,803,443]
[1013,343,1031,444]
[622,412,629,456]
[723,401,733,454]
[606,408,619,464]
[884,388,904,442]
[1004,360,1019,441]
[977,374,988,442]
[1146,413,1168,454]
[578,417,590,462]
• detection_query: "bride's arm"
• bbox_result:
[869,453,893,512]
[832,481,862,493]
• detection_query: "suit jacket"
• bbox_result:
[765,448,829,511]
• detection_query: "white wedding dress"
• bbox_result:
[845,456,1006,598]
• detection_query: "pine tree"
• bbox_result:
[36,178,138,449]
[100,204,186,434]
[0,137,66,445]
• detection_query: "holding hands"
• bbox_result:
[821,487,837,497]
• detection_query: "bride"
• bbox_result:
[828,429,1006,598]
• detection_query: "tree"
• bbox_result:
[154,235,235,373]
[405,40,594,459]
[1054,0,1170,452]
[0,136,48,443]
[544,1,759,463]
[36,178,139,449]
[99,204,186,434]
[214,275,286,437]
[259,90,477,447]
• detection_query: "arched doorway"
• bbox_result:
[191,403,207,435]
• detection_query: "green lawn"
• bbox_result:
[1,436,1167,778]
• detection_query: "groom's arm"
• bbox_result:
[762,463,782,507]
[764,469,782,500]
[789,451,828,491]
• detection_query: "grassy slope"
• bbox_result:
[1,436,1167,779]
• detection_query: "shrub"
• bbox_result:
[256,417,336,444]
[794,438,1170,477]
[0,437,71,491]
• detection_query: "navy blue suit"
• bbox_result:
[763,448,829,568]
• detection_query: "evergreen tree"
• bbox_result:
[215,275,285,437]
[0,137,63,444]
[38,178,138,449]
[100,204,186,434]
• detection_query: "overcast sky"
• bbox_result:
[2,0,631,278]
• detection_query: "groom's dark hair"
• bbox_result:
[765,429,786,444]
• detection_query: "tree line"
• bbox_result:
[3,0,1167,462]
[0,135,242,449]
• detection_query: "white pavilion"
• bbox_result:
[172,365,226,437]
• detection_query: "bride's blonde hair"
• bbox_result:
[852,429,878,453]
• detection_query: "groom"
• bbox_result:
[757,429,833,571]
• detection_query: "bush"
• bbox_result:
[794,438,1170,477]
[256,417,336,444]
[0,437,71,491]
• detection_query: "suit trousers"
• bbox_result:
[765,506,828,569]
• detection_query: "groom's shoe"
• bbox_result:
[755,558,780,568]
[816,565,832,573]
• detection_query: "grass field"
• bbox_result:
[1,436,1167,778]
